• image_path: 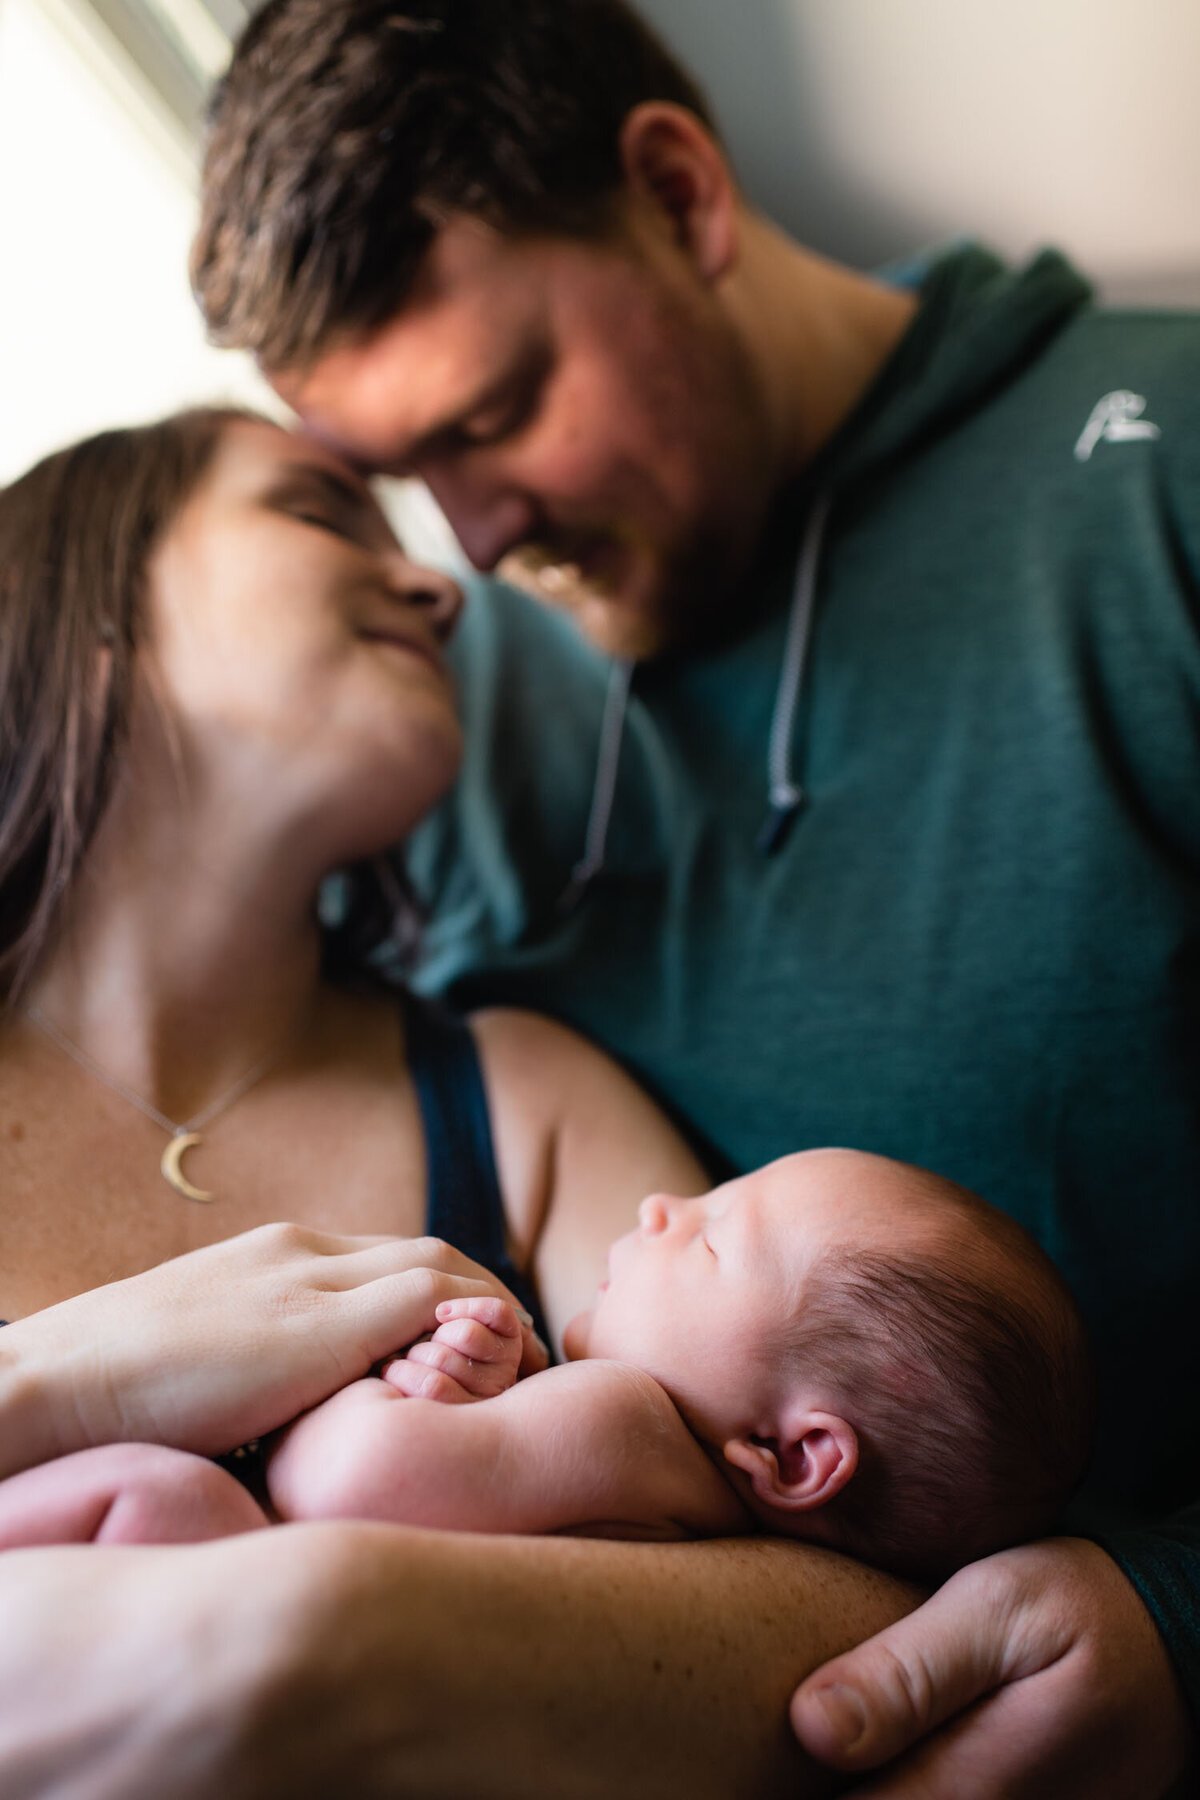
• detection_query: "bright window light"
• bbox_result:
[0,0,273,485]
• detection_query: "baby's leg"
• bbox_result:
[0,1444,270,1547]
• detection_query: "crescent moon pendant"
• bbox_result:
[161,1132,215,1203]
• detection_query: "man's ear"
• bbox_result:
[617,101,738,280]
[723,1412,858,1513]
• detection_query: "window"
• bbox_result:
[0,0,271,483]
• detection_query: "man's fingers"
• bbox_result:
[795,1542,1197,1800]
[814,1656,1163,1800]
[791,1569,1018,1771]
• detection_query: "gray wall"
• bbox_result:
[634,0,1200,301]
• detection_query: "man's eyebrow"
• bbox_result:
[408,336,554,459]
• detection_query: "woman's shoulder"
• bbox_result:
[467,1007,709,1346]
[467,1007,656,1118]
[470,1007,708,1211]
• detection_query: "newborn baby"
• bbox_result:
[0,1151,1094,1580]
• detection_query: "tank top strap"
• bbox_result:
[402,991,549,1347]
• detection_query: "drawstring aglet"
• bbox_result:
[757,784,805,855]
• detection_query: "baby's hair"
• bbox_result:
[783,1182,1095,1581]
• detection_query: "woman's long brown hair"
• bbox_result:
[0,409,250,1005]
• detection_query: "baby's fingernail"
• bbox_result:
[810,1684,866,1752]
[435,1302,454,1319]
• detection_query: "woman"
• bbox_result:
[0,406,702,1342]
[0,410,914,1797]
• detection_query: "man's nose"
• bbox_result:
[420,465,540,572]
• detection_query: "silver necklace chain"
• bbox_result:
[25,1004,290,1138]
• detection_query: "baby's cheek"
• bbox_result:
[562,1309,593,1361]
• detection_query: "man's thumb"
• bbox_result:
[789,1577,1012,1771]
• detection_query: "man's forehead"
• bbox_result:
[271,218,549,463]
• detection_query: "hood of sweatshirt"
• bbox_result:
[566,243,1095,892]
[803,241,1093,498]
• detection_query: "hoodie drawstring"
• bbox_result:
[562,487,834,907]
[757,489,833,854]
[558,653,634,912]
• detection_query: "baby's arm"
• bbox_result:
[0,1443,268,1548]
[267,1302,748,1539]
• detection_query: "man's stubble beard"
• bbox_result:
[498,508,766,663]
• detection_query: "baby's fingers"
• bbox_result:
[432,1318,514,1363]
[435,1297,524,1339]
[431,1300,524,1393]
[406,1346,496,1396]
[381,1358,474,1404]
[404,1334,510,1400]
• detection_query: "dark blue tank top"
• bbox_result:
[403,994,549,1344]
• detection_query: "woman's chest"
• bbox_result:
[0,1064,430,1318]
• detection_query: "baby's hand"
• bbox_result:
[381,1297,525,1403]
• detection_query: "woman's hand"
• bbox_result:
[0,1224,548,1475]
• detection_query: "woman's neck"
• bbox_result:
[22,783,334,1125]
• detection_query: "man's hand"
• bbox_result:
[381,1296,525,1403]
[790,1537,1195,1798]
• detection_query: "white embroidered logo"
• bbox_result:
[1074,391,1161,463]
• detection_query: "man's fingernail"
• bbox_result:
[514,1307,534,1326]
[812,1684,866,1751]
[532,1331,550,1358]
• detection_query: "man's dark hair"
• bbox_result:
[193,0,718,372]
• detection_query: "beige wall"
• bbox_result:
[636,0,1200,301]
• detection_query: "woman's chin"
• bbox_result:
[320,728,462,853]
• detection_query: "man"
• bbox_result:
[186,0,1200,1795]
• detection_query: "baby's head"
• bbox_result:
[566,1149,1094,1580]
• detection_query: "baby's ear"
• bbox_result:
[722,1412,858,1513]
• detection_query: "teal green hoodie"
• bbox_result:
[402,245,1200,1712]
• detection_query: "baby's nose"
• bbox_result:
[637,1194,669,1234]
